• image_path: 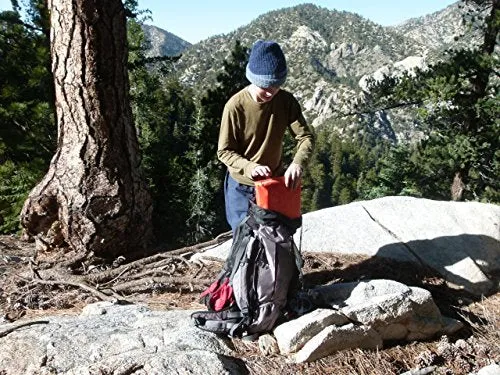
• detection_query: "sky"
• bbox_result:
[0,1,457,44]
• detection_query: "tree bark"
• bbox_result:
[20,0,154,258]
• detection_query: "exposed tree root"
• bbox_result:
[1,232,231,318]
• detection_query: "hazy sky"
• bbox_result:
[0,0,458,44]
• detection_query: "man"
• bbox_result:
[217,40,315,232]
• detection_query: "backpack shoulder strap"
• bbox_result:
[291,233,304,286]
[228,215,257,281]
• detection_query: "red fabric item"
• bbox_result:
[200,278,234,311]
[200,279,220,298]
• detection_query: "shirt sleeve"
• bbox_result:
[289,99,315,167]
[217,102,259,178]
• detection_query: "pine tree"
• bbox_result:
[358,0,499,202]
[301,127,334,211]
[193,40,250,236]
[0,0,55,233]
[21,0,154,258]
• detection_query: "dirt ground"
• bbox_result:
[1,234,499,374]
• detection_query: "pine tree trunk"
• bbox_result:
[20,0,154,258]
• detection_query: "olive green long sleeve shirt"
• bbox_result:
[217,87,315,186]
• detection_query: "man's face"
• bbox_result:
[254,85,280,103]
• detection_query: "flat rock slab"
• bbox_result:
[0,302,246,375]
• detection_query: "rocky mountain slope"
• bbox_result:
[143,2,470,140]
[389,2,472,51]
[141,24,191,57]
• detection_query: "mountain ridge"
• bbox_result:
[141,24,192,57]
[142,2,467,140]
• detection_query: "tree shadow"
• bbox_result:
[303,234,499,325]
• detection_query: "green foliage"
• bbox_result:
[134,76,197,245]
[184,108,221,242]
[127,19,251,246]
[301,128,333,211]
[301,123,391,211]
[0,1,54,233]
[0,3,54,163]
[0,159,45,232]
[192,40,250,236]
[128,18,194,245]
[200,40,249,139]
[357,0,499,202]
[376,144,424,198]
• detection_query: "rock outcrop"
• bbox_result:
[194,197,500,296]
[0,279,464,371]
[0,302,246,375]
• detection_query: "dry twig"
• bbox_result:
[111,276,209,293]
[0,320,49,338]
[30,279,119,303]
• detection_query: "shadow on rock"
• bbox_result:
[302,234,499,327]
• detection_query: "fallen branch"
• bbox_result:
[192,263,205,279]
[61,250,92,269]
[159,231,232,256]
[83,232,230,285]
[83,253,184,285]
[0,320,50,338]
[31,279,120,303]
[111,276,209,293]
[96,265,135,288]
[197,256,225,264]
[120,269,178,281]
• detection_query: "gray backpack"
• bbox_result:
[191,204,303,338]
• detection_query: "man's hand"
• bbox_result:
[251,165,272,179]
[284,163,302,190]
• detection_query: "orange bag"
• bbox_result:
[254,176,301,218]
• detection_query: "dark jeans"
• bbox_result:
[224,172,255,233]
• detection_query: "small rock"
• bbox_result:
[400,366,437,375]
[80,301,116,316]
[258,334,279,356]
[454,338,470,351]
[273,308,349,354]
[293,323,382,363]
[476,363,500,375]
[441,316,464,335]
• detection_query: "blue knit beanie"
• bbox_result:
[246,40,287,88]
